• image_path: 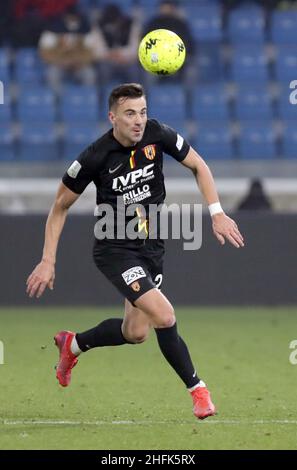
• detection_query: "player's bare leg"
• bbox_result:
[122,299,151,343]
[134,288,216,420]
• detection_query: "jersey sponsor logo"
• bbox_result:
[142,144,156,160]
[131,281,141,292]
[67,160,82,178]
[176,134,184,151]
[112,163,154,192]
[122,266,146,285]
[109,163,123,174]
[123,184,151,205]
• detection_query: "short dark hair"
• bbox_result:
[108,83,145,110]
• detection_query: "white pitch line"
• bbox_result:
[1,419,297,426]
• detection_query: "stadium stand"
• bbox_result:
[60,85,99,123]
[14,48,45,84]
[192,84,229,122]
[17,86,56,123]
[19,123,58,161]
[238,122,278,159]
[0,0,297,171]
[195,123,234,160]
[0,124,15,161]
[227,5,265,44]
[63,122,100,159]
[148,84,186,121]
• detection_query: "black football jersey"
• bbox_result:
[62,119,190,242]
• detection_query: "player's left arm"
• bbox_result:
[181,147,244,248]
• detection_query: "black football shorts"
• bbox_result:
[93,239,165,304]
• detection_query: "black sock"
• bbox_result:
[155,323,200,389]
[76,318,132,352]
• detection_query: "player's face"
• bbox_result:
[109,96,147,146]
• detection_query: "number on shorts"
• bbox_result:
[154,274,163,289]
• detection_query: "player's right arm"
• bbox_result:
[26,183,80,299]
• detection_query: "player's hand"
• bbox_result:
[212,213,244,248]
[26,260,55,298]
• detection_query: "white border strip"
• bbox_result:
[1,419,297,426]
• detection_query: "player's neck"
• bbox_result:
[112,130,137,148]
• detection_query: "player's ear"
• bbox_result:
[108,111,115,125]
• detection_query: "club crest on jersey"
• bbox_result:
[131,281,141,292]
[142,144,156,160]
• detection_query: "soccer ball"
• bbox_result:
[138,29,186,76]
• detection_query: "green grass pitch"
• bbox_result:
[0,307,296,450]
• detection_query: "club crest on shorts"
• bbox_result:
[142,144,156,160]
[122,266,146,285]
[131,281,141,292]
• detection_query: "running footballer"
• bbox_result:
[26,83,244,420]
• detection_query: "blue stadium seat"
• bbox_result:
[192,85,229,122]
[274,46,297,84]
[0,48,10,83]
[239,122,277,159]
[230,45,269,83]
[63,123,100,159]
[17,87,56,123]
[271,11,297,44]
[186,6,223,42]
[196,43,224,82]
[228,6,265,43]
[234,87,274,121]
[19,124,58,160]
[14,48,45,84]
[282,123,297,158]
[277,88,297,121]
[148,85,186,121]
[0,101,12,123]
[60,86,99,123]
[195,124,233,160]
[0,124,15,161]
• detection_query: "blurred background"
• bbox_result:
[1,3,296,450]
[0,0,297,305]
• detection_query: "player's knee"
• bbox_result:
[124,329,150,344]
[131,333,149,344]
[155,306,176,328]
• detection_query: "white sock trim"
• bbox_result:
[188,380,206,393]
[70,336,82,356]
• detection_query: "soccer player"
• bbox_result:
[26,83,244,420]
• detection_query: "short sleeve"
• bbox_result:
[160,123,190,162]
[62,143,97,194]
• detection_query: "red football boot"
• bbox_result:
[54,330,78,387]
[191,386,216,420]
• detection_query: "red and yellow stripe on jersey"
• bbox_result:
[129,150,148,236]
[129,150,136,169]
[136,206,148,237]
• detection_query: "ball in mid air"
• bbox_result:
[138,29,186,76]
